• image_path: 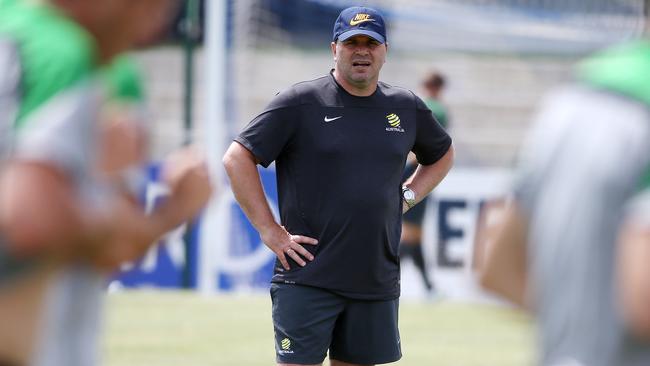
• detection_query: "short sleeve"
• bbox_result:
[412,95,451,165]
[1,2,96,125]
[235,88,300,168]
[0,39,21,158]
[14,81,101,181]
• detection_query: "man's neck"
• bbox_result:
[333,69,377,97]
[52,2,127,65]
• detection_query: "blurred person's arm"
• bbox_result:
[90,147,213,270]
[0,83,111,260]
[155,148,213,227]
[402,145,454,213]
[472,198,508,271]
[617,209,650,339]
[0,145,212,272]
[479,200,531,309]
[222,142,317,271]
[0,161,114,259]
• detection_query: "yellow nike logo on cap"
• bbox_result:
[350,13,375,26]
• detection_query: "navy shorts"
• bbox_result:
[271,283,401,365]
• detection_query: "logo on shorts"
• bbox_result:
[385,113,405,133]
[278,337,294,354]
[281,338,291,350]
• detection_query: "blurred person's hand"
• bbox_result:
[97,106,147,176]
[161,146,213,226]
[86,196,152,272]
[84,148,212,272]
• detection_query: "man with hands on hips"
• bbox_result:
[223,6,452,366]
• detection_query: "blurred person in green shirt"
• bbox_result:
[0,1,212,365]
[422,71,449,129]
[399,70,450,297]
[481,41,650,366]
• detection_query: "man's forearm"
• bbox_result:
[222,142,318,271]
[403,145,454,204]
[222,142,279,234]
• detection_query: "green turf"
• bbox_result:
[104,291,534,366]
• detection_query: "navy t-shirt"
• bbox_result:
[235,71,451,300]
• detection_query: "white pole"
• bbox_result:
[199,0,228,295]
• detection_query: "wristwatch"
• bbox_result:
[402,186,417,209]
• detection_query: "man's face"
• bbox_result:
[331,35,387,92]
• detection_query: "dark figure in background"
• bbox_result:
[422,71,449,129]
[400,71,449,296]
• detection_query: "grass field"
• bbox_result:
[104,291,534,366]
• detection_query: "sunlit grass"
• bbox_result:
[104,290,533,366]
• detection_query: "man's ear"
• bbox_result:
[330,42,337,61]
[384,42,388,63]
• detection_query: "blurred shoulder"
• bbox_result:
[1,2,96,69]
[2,2,97,121]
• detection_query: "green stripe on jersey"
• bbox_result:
[577,40,650,107]
[102,55,145,103]
[0,1,97,127]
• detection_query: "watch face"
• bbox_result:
[404,189,415,201]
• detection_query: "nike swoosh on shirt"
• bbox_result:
[324,116,343,122]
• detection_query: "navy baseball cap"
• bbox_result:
[332,6,387,44]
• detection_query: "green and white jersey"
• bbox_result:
[0,1,100,282]
[101,54,149,134]
[0,4,146,365]
[102,55,145,103]
[514,42,650,366]
[0,0,106,210]
[0,0,97,127]
[0,37,21,158]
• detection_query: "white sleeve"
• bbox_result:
[14,81,103,183]
[0,38,21,159]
